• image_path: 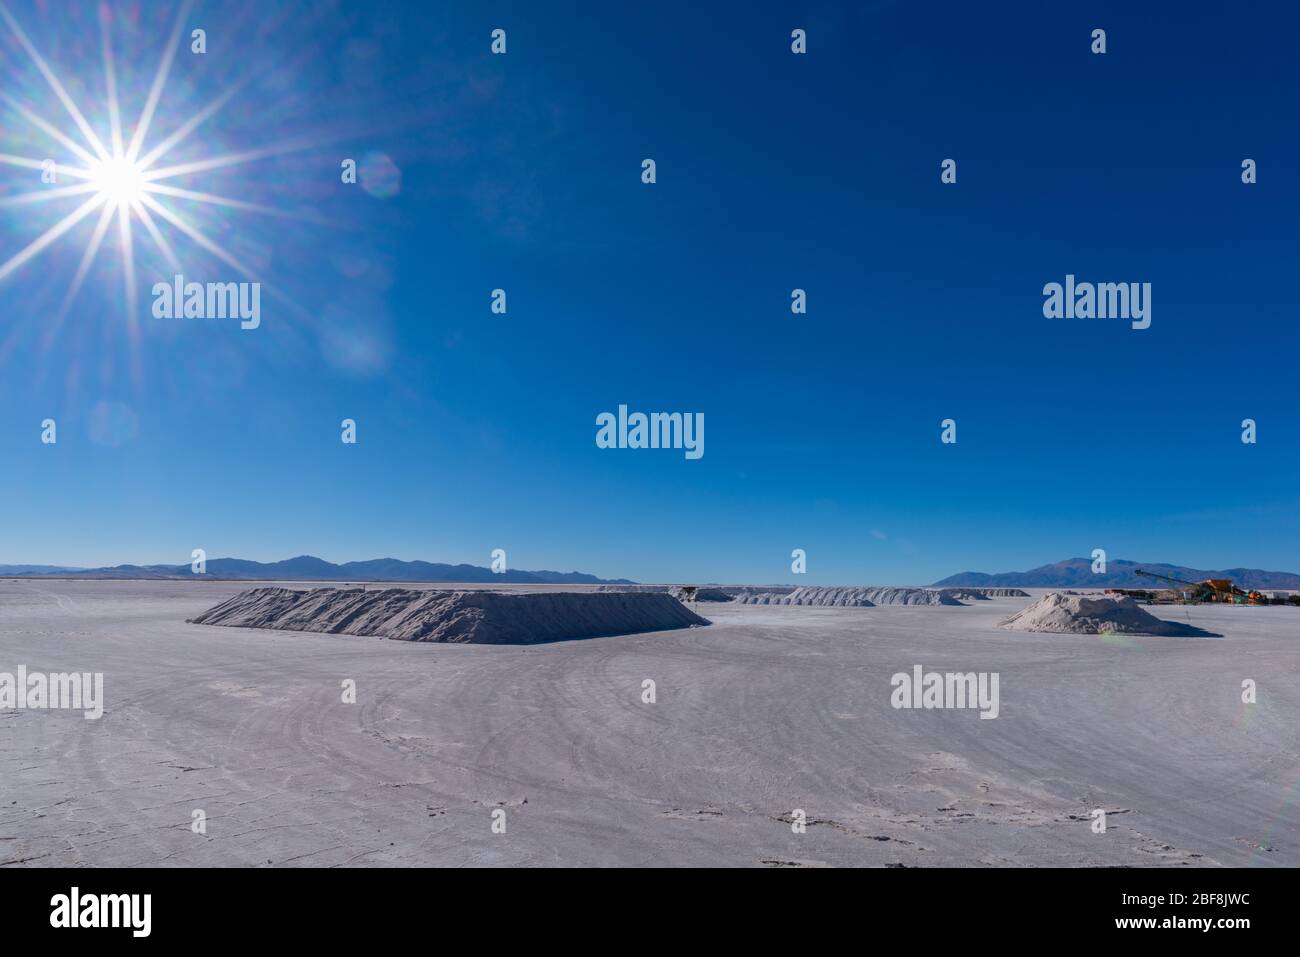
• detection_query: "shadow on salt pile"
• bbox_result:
[189,587,710,644]
[1000,593,1222,638]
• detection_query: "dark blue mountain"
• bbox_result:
[5,555,633,584]
[934,558,1300,590]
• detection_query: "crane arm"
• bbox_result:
[1134,569,1201,588]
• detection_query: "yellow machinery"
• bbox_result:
[1135,570,1266,605]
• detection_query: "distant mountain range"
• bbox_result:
[0,555,633,585]
[933,558,1300,590]
[9,554,1295,590]
[0,564,86,575]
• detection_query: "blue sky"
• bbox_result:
[1,0,1297,584]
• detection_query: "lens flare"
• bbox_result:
[0,0,321,331]
[87,154,147,209]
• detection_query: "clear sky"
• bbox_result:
[1,0,1297,584]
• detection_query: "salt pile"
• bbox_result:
[593,584,674,593]
[937,587,1031,599]
[191,587,710,644]
[595,584,797,600]
[861,587,963,606]
[733,591,804,606]
[725,586,799,598]
[1000,593,1216,637]
[733,586,962,607]
[779,587,877,607]
[670,586,734,602]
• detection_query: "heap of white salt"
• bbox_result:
[1000,593,1211,636]
[191,587,710,644]
[734,586,962,607]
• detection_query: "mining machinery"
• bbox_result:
[1134,569,1267,605]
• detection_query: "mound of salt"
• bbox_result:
[669,586,734,602]
[732,592,794,605]
[1000,592,1217,637]
[733,586,962,607]
[937,587,1031,599]
[782,587,877,607]
[593,584,674,593]
[597,584,798,601]
[190,587,710,644]
[861,587,963,606]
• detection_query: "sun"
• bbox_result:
[88,154,147,208]
[0,0,310,318]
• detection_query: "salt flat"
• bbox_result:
[1,579,1296,867]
